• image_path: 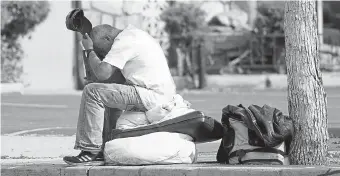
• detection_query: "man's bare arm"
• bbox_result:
[88,51,117,82]
[81,33,119,83]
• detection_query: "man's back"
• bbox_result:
[103,24,176,109]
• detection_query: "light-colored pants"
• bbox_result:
[74,83,148,152]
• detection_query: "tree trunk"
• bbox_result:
[284,1,329,165]
[198,43,207,89]
[176,47,184,76]
[247,0,257,29]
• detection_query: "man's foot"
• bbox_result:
[63,151,104,166]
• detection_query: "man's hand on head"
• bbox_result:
[82,33,93,50]
[83,44,117,82]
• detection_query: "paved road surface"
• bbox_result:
[2,87,340,156]
[2,87,340,136]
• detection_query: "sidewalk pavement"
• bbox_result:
[1,136,220,160]
[2,72,340,175]
[204,72,340,90]
[2,135,340,176]
[2,159,340,176]
[2,135,340,160]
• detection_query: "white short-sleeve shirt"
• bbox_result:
[102,24,176,110]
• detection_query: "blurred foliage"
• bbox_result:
[1,1,50,40]
[255,1,340,46]
[1,1,50,83]
[323,1,340,46]
[160,1,206,74]
[323,1,340,29]
[252,1,340,73]
[324,27,340,46]
[251,3,285,68]
[254,2,284,35]
[1,37,24,83]
[160,2,206,49]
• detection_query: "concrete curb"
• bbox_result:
[2,162,340,176]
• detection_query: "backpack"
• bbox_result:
[216,104,294,165]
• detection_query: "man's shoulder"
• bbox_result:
[125,24,148,34]
[122,25,156,41]
[120,25,144,36]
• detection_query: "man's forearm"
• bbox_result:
[88,51,102,80]
[83,50,97,82]
[87,51,116,81]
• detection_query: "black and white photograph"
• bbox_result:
[1,0,340,175]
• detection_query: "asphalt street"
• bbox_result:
[2,87,340,136]
[2,87,340,156]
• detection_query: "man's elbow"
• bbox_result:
[94,64,114,81]
[95,70,110,81]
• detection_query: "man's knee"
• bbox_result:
[83,83,103,96]
[83,83,122,98]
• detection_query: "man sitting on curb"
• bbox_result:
[63,24,178,166]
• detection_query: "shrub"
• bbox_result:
[252,3,285,67]
[160,2,206,49]
[255,2,284,35]
[1,1,50,83]
[160,2,206,75]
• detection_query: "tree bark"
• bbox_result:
[284,1,329,165]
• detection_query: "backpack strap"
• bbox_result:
[229,148,286,164]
